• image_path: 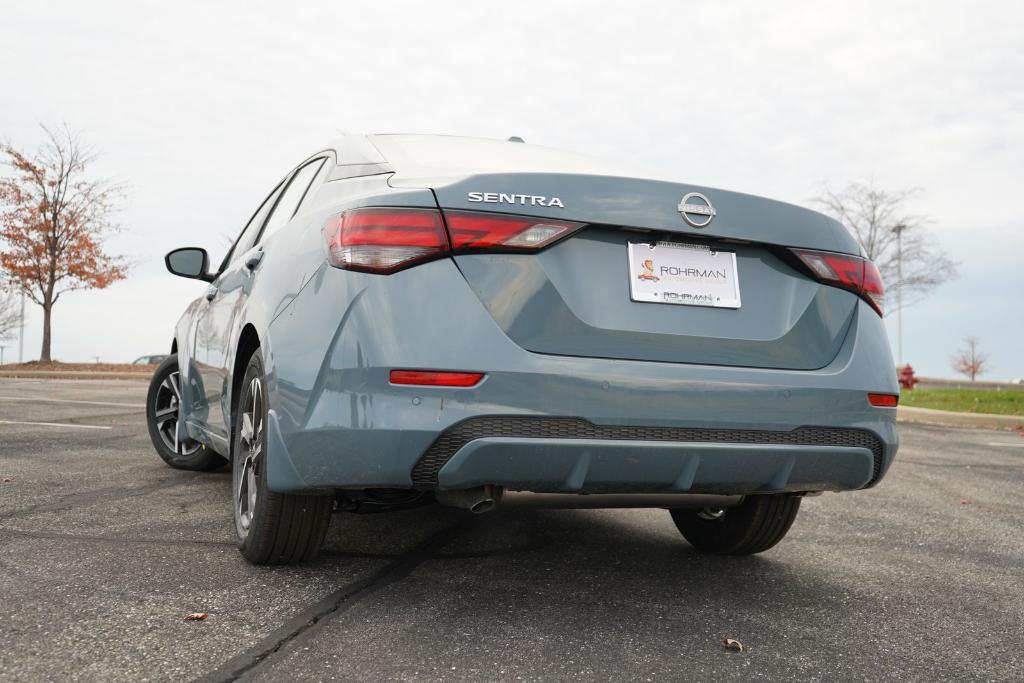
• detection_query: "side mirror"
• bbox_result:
[165,247,213,281]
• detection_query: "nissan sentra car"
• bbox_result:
[146,134,899,565]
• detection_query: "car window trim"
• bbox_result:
[286,157,327,221]
[253,155,329,246]
[214,149,335,277]
[216,178,288,275]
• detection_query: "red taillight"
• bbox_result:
[790,249,885,316]
[444,210,584,251]
[861,260,885,316]
[389,370,485,387]
[868,393,899,407]
[323,208,449,273]
[324,208,585,274]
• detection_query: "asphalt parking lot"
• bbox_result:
[1,378,1022,682]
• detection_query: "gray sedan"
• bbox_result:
[146,134,899,564]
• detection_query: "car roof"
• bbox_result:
[322,133,643,179]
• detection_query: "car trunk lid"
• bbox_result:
[395,171,862,370]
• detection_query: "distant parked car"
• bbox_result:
[133,355,168,365]
[1010,378,1024,385]
[147,133,900,565]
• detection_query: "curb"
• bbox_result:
[0,371,150,381]
[897,405,1023,431]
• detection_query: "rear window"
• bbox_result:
[368,135,642,177]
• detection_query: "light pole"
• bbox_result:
[892,223,906,365]
[0,345,7,365]
[18,291,25,363]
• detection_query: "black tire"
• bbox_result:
[233,349,332,565]
[670,494,801,555]
[145,354,225,471]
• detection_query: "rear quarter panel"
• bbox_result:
[243,175,439,448]
[175,173,436,453]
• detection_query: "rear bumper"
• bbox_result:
[415,417,882,494]
[265,259,899,495]
[435,436,874,494]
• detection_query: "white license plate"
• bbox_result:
[627,241,741,308]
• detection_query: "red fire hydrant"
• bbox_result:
[898,364,917,390]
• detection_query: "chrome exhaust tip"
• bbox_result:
[469,498,496,514]
[435,486,503,514]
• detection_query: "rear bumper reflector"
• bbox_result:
[867,393,899,407]
[389,370,485,387]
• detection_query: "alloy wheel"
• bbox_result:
[153,370,201,456]
[235,376,263,535]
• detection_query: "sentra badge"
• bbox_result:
[467,192,564,208]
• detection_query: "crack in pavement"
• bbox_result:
[0,525,237,548]
[0,474,209,521]
[0,526,409,561]
[196,519,472,683]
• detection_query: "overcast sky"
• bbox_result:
[1,1,1021,378]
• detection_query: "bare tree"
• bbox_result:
[0,286,18,341]
[814,180,957,314]
[196,320,221,351]
[0,125,128,361]
[951,335,988,381]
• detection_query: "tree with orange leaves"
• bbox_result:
[951,335,988,382]
[0,125,128,361]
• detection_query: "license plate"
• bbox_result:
[627,241,741,308]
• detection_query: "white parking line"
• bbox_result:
[0,396,142,408]
[988,442,1024,448]
[0,420,112,430]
